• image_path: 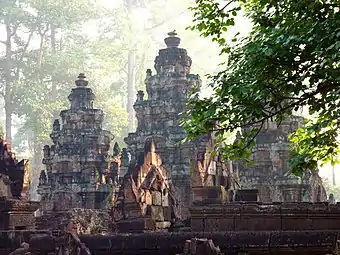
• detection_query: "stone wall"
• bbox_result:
[35,209,113,234]
[79,231,339,255]
[190,202,340,232]
[1,230,338,255]
[0,198,39,230]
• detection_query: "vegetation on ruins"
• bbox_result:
[182,0,340,176]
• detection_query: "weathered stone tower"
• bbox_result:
[124,32,216,219]
[236,116,327,202]
[38,74,115,211]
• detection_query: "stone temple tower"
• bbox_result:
[38,74,115,211]
[236,117,327,202]
[124,32,216,218]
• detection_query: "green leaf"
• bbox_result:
[184,0,340,177]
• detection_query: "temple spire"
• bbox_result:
[75,73,88,87]
[164,30,181,48]
[68,73,95,110]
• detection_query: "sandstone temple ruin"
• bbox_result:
[1,31,339,255]
[36,31,327,223]
[236,117,327,202]
[124,31,223,219]
[38,73,115,212]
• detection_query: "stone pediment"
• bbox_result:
[123,176,139,203]
[140,165,168,192]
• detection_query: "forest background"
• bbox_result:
[0,0,337,199]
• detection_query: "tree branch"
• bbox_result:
[12,30,35,85]
[242,120,264,150]
[10,24,19,37]
[220,0,234,12]
[0,89,5,98]
[210,82,339,133]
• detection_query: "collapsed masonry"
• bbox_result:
[0,137,39,230]
[112,140,175,232]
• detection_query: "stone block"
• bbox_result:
[261,216,282,231]
[234,217,250,231]
[35,209,113,234]
[151,191,162,206]
[309,216,330,230]
[155,221,171,229]
[8,214,35,229]
[204,219,219,232]
[163,206,172,221]
[161,193,169,206]
[124,205,142,219]
[151,205,164,221]
[29,234,56,251]
[281,216,312,230]
[145,190,152,205]
[217,218,235,231]
[191,219,204,232]
[145,205,164,221]
[117,218,156,233]
[192,186,227,205]
[235,189,259,202]
[0,199,39,230]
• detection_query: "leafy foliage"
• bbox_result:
[182,0,340,176]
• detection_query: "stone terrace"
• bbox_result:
[0,230,339,255]
[190,202,340,232]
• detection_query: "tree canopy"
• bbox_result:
[182,0,340,176]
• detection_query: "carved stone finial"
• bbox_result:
[75,73,89,87]
[39,170,47,185]
[53,119,60,131]
[121,148,130,167]
[164,30,181,48]
[168,30,177,36]
[43,145,50,159]
[137,90,144,101]
[328,193,336,204]
[113,142,121,156]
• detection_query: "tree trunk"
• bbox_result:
[5,107,12,144]
[127,49,136,132]
[32,132,42,201]
[4,22,13,144]
[29,30,47,200]
[50,25,58,109]
[127,0,136,132]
